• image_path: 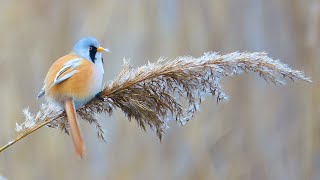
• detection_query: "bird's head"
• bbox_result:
[72,37,110,63]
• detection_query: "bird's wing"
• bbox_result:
[37,86,45,99]
[50,58,82,88]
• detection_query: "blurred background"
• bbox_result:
[0,0,319,179]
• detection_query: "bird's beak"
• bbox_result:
[97,47,110,53]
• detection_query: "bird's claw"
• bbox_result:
[95,92,105,101]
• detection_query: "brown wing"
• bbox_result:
[44,54,95,100]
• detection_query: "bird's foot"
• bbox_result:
[95,92,105,101]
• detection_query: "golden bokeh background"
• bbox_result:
[0,0,319,179]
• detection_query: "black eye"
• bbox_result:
[89,46,93,51]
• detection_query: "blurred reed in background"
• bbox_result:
[0,0,319,180]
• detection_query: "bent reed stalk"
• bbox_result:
[0,52,311,153]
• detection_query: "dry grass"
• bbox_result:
[0,51,311,153]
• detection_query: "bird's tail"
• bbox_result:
[65,98,85,158]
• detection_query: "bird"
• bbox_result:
[37,37,109,158]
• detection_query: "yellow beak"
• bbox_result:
[97,47,110,53]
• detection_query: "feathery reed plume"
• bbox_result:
[0,52,311,153]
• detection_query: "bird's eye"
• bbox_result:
[89,47,93,51]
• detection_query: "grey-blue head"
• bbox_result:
[72,37,109,63]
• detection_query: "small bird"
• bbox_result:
[37,37,109,158]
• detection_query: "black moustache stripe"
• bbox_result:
[89,46,97,63]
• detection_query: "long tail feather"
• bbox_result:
[65,98,85,158]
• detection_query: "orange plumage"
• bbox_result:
[38,37,108,158]
[65,98,85,158]
[44,54,93,158]
[45,54,95,100]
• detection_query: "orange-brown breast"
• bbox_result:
[45,54,95,101]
